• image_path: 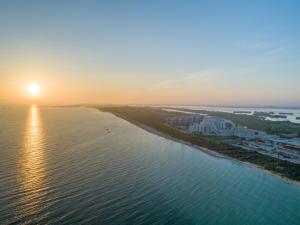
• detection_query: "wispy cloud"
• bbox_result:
[238,39,267,49]
[238,38,287,59]
[150,70,222,91]
[265,47,286,56]
[145,69,256,104]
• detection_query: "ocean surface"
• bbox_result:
[159,105,300,124]
[1,105,300,225]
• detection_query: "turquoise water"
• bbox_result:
[0,106,300,225]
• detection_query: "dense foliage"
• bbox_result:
[167,107,300,137]
[96,106,300,182]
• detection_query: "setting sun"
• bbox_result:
[27,83,41,96]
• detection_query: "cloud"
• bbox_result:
[238,38,286,57]
[150,70,219,90]
[145,69,251,104]
[150,68,253,90]
[265,47,286,56]
[238,39,267,49]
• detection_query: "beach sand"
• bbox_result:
[116,115,300,188]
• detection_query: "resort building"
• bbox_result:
[166,114,300,164]
[187,116,236,136]
[233,127,268,140]
[167,115,204,126]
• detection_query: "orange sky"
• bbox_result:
[1,1,300,106]
[1,68,297,106]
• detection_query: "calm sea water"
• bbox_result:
[159,105,300,124]
[1,106,300,225]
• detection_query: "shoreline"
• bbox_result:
[109,113,300,188]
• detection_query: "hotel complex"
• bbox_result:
[167,114,300,164]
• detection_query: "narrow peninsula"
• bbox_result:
[95,106,300,183]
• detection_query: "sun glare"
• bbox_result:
[27,83,41,96]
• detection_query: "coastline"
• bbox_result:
[108,112,300,188]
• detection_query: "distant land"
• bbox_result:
[142,104,300,110]
[95,106,300,183]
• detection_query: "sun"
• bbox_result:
[27,83,41,96]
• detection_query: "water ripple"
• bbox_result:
[0,106,300,224]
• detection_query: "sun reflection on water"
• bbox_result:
[17,105,48,221]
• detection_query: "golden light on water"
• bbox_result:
[18,105,48,218]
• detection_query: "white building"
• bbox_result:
[167,114,300,163]
[233,127,268,140]
[188,116,236,136]
[167,114,204,126]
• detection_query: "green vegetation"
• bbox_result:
[167,107,300,137]
[96,106,300,182]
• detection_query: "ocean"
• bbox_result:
[0,106,299,224]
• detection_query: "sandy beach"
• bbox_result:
[116,115,300,188]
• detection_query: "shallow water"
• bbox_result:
[0,106,300,225]
[160,105,300,124]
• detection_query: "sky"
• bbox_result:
[0,0,299,106]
